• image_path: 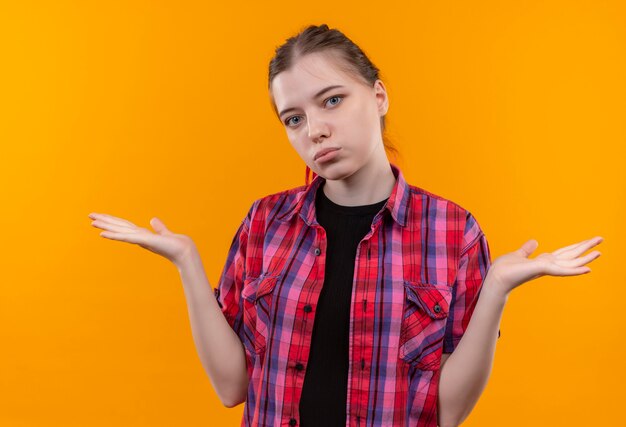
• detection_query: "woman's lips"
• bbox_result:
[314,147,341,163]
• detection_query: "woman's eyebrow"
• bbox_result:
[278,85,345,118]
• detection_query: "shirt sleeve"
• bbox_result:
[443,212,500,354]
[213,203,254,345]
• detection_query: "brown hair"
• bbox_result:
[268,24,399,185]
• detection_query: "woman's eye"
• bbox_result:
[326,95,343,106]
[286,116,301,127]
[285,95,344,127]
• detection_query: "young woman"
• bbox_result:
[88,24,603,427]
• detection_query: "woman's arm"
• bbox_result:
[437,272,506,427]
[88,212,249,408]
[437,236,602,427]
[176,245,249,408]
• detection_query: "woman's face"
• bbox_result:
[271,51,389,181]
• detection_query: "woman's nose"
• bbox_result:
[307,114,330,141]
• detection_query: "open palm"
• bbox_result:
[488,236,603,296]
[88,212,194,265]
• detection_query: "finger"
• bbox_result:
[88,213,137,229]
[91,219,144,234]
[90,217,137,231]
[99,230,153,246]
[552,236,602,256]
[554,236,603,260]
[150,217,171,235]
[552,238,592,256]
[554,251,601,268]
[517,239,539,258]
[545,264,592,276]
[552,236,603,258]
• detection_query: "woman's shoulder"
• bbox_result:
[405,183,486,245]
[256,183,308,207]
[406,183,469,215]
[243,183,310,225]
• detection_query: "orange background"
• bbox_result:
[1,1,624,425]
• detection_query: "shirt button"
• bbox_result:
[295,362,304,371]
[314,247,321,256]
[303,304,312,313]
[433,303,441,313]
[289,418,297,426]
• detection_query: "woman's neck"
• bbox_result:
[321,155,396,206]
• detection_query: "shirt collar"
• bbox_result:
[276,162,411,227]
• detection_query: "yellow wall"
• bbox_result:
[1,1,624,425]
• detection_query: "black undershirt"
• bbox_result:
[299,183,389,427]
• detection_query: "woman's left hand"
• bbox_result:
[487,236,603,298]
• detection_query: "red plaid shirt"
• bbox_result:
[214,163,494,426]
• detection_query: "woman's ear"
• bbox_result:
[374,79,389,116]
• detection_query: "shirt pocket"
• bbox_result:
[241,273,281,355]
[398,281,453,370]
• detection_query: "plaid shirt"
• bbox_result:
[214,163,494,427]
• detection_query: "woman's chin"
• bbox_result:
[314,164,359,182]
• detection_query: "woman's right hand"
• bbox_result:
[88,212,195,266]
